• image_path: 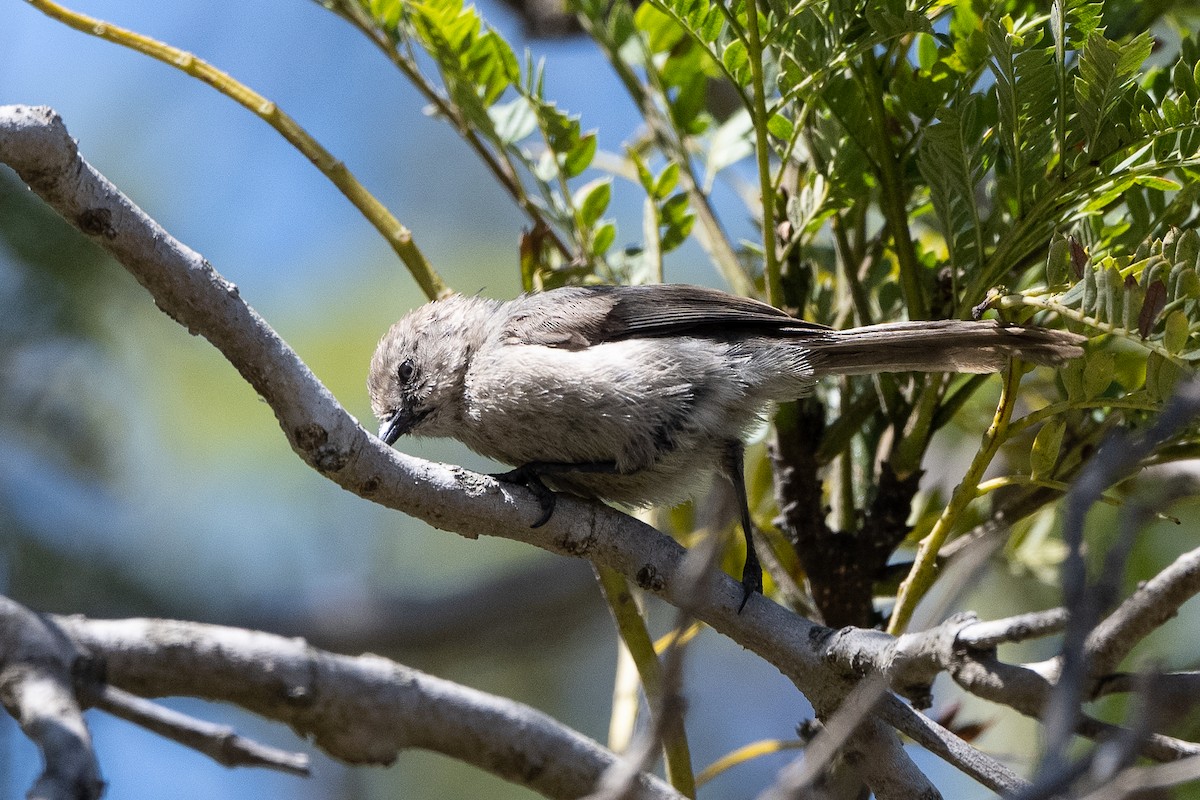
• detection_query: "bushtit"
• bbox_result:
[369,284,1084,609]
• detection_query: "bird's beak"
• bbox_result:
[378,408,420,445]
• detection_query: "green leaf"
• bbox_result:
[1030,418,1066,480]
[653,162,680,200]
[635,2,684,53]
[1053,0,1103,50]
[630,150,655,194]
[767,113,794,141]
[1164,309,1190,353]
[1046,236,1072,285]
[592,221,617,256]
[536,101,581,154]
[1133,175,1183,191]
[917,96,991,276]
[699,6,724,43]
[473,30,519,105]
[369,0,403,29]
[1146,351,1182,402]
[863,5,932,38]
[1074,31,1154,159]
[987,18,1054,214]
[563,132,597,178]
[1178,269,1200,300]
[660,213,695,252]
[659,192,690,225]
[945,1,987,73]
[577,179,612,228]
[916,32,938,71]
[1061,357,1086,400]
[1083,351,1115,398]
[722,40,750,85]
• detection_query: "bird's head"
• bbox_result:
[368,294,494,444]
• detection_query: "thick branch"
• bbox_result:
[39,606,678,800]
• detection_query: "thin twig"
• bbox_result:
[957,609,1069,649]
[1079,754,1200,800]
[90,685,310,776]
[742,0,781,304]
[586,524,729,800]
[27,0,449,300]
[1087,544,1200,681]
[753,677,888,800]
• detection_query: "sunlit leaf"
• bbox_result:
[577,179,612,228]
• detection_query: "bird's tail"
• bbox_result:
[806,320,1085,376]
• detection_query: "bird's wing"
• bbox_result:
[502,284,828,349]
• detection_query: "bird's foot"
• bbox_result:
[491,465,557,528]
[738,561,763,613]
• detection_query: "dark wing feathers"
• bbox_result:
[504,284,827,348]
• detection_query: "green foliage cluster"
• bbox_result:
[325,0,1200,629]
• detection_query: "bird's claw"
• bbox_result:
[738,564,762,613]
[738,538,763,613]
[491,466,557,528]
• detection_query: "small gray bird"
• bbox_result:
[368,284,1084,609]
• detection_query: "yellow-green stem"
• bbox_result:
[28,0,449,301]
[976,475,1120,508]
[742,0,782,304]
[696,738,805,786]
[594,566,696,798]
[1006,396,1161,439]
[887,364,1023,634]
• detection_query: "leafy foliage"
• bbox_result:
[320,0,1200,633]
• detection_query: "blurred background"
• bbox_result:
[2,2,1196,798]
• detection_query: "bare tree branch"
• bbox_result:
[862,609,1200,768]
[0,596,104,800]
[755,679,946,800]
[1087,544,1200,680]
[42,604,683,800]
[957,609,1068,649]
[88,685,309,776]
[1075,714,1200,761]
[1078,754,1200,800]
[1095,670,1200,700]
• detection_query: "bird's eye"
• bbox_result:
[397,359,415,383]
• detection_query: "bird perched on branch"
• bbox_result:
[368,283,1085,610]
